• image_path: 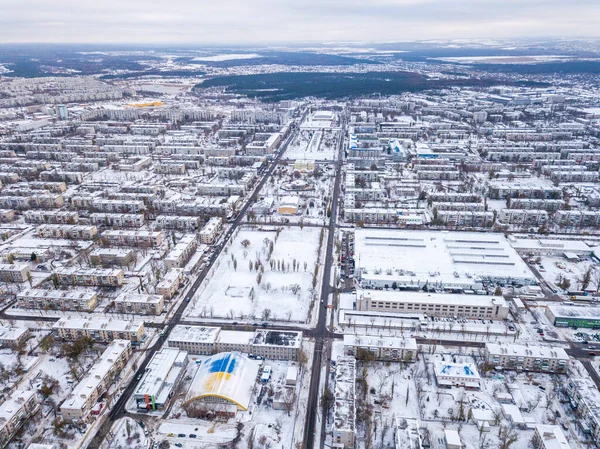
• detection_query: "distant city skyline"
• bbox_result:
[0,0,599,44]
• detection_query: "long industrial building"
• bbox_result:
[133,348,188,411]
[354,229,537,290]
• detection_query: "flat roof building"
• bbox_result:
[133,348,188,411]
[343,334,417,362]
[333,356,356,449]
[60,340,131,421]
[53,317,145,343]
[17,289,98,312]
[546,305,600,329]
[355,229,536,290]
[114,293,164,315]
[434,361,481,389]
[533,425,572,449]
[356,290,509,320]
[485,343,569,374]
[0,390,38,448]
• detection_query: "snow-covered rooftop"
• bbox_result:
[168,325,221,343]
[355,229,536,286]
[184,351,260,411]
[486,343,569,360]
[333,356,356,433]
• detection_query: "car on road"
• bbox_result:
[178,433,186,438]
[168,433,174,437]
[189,434,197,438]
[175,444,183,448]
[136,373,143,381]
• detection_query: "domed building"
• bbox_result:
[183,352,260,418]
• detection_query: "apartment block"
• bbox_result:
[90,213,145,228]
[0,263,30,283]
[101,230,163,247]
[164,234,197,270]
[485,343,569,373]
[24,210,78,224]
[565,377,600,444]
[156,215,201,231]
[93,199,146,214]
[55,267,124,287]
[114,293,164,315]
[37,224,98,240]
[199,217,222,244]
[0,390,39,448]
[332,357,356,449]
[343,335,417,362]
[89,248,135,267]
[60,340,132,421]
[156,268,184,299]
[53,318,145,343]
[17,289,98,312]
[0,327,30,346]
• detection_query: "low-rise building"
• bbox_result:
[546,305,600,329]
[156,215,201,231]
[278,195,299,215]
[343,335,417,362]
[55,267,124,287]
[485,343,569,373]
[164,234,197,270]
[434,361,481,389]
[0,327,30,347]
[565,377,600,444]
[101,230,163,247]
[167,326,303,360]
[90,213,144,228]
[156,268,184,299]
[133,348,188,411]
[17,289,98,312]
[332,356,356,449]
[60,340,132,421]
[0,390,39,448]
[53,318,144,343]
[89,248,135,267]
[37,224,98,240]
[355,290,509,320]
[114,293,164,315]
[199,217,222,244]
[533,425,572,449]
[0,263,30,283]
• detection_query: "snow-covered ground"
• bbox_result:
[283,129,339,161]
[185,226,324,323]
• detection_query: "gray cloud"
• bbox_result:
[0,0,598,43]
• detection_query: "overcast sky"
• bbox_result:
[0,0,599,44]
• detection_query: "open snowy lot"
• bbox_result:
[186,226,324,323]
[284,129,339,161]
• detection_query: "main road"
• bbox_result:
[87,121,300,448]
[304,114,346,449]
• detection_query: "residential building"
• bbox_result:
[164,234,197,270]
[53,318,144,343]
[156,268,184,299]
[332,356,356,449]
[89,248,135,267]
[17,289,98,312]
[55,267,124,287]
[36,224,98,240]
[113,293,164,315]
[533,426,572,449]
[199,217,222,244]
[60,340,132,421]
[101,230,163,247]
[485,343,569,373]
[565,377,600,445]
[0,390,39,448]
[0,263,30,283]
[0,327,30,347]
[343,335,417,362]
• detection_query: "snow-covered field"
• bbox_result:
[186,226,324,323]
[284,129,338,161]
